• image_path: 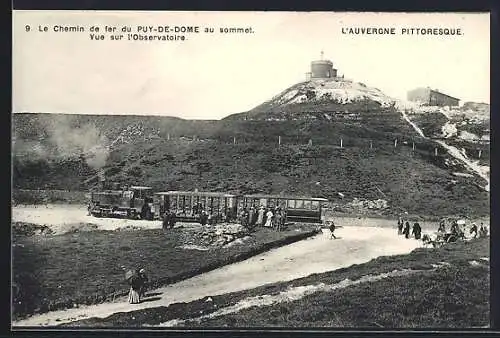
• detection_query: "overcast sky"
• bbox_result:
[13,11,490,119]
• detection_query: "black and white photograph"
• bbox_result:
[11,11,490,329]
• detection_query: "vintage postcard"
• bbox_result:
[12,11,490,329]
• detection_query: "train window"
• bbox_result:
[269,199,276,208]
[287,199,296,208]
[295,200,304,209]
[303,200,312,210]
[260,198,267,207]
[311,200,319,210]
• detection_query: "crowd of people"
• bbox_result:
[160,205,287,232]
[161,210,177,230]
[398,216,489,244]
[397,217,422,240]
[237,206,287,231]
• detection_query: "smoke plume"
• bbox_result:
[47,119,110,170]
[11,115,113,170]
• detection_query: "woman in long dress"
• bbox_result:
[256,207,265,226]
[128,271,142,304]
[264,209,274,227]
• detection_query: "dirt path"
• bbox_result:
[13,225,422,327]
[12,205,162,234]
[11,205,458,235]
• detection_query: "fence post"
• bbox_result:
[435,147,438,156]
[412,142,415,151]
[340,138,343,148]
[394,139,398,148]
[167,133,170,141]
[478,149,482,158]
[370,140,373,149]
[233,137,236,145]
[278,136,281,146]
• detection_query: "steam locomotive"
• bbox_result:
[88,185,155,220]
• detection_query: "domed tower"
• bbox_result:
[306,51,338,80]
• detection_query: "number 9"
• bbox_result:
[25,25,31,32]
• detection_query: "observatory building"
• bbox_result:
[407,87,460,107]
[306,52,338,80]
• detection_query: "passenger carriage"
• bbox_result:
[238,194,329,224]
[153,191,238,222]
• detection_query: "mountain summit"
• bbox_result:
[225,76,401,122]
[259,78,395,110]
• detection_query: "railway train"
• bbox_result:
[89,187,329,224]
[88,186,155,220]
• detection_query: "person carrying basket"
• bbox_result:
[125,269,143,304]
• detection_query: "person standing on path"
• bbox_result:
[256,206,265,227]
[138,269,148,298]
[200,210,208,226]
[168,210,176,229]
[397,219,404,235]
[479,223,488,238]
[274,208,283,232]
[438,219,446,233]
[248,207,256,228]
[412,222,422,240]
[127,270,142,304]
[162,211,170,230]
[264,209,274,228]
[403,221,410,239]
[470,222,478,239]
[329,221,337,239]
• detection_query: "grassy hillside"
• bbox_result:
[12,112,489,217]
[63,237,490,328]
